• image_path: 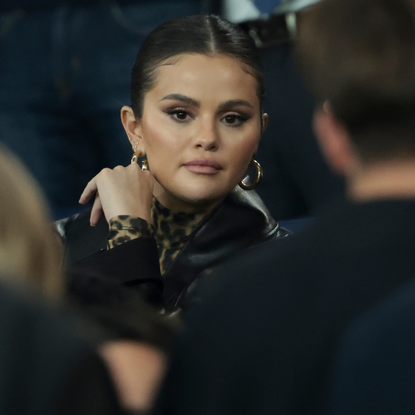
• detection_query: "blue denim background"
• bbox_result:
[0,1,213,218]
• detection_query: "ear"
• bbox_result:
[313,102,356,176]
[120,106,145,153]
[261,113,269,134]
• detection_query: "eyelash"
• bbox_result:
[222,114,249,127]
[166,107,191,122]
[165,107,249,127]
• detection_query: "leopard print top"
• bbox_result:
[108,198,212,275]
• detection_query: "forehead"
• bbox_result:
[146,53,260,106]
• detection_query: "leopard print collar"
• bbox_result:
[152,198,211,248]
[152,198,213,274]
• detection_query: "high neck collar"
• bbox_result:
[151,198,213,248]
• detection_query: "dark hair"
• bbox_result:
[130,15,264,118]
[296,0,415,161]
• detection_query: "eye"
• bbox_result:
[175,111,188,120]
[222,113,248,127]
[166,108,191,122]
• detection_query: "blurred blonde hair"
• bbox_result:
[0,145,62,300]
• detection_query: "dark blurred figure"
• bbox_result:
[325,278,415,415]
[0,282,123,415]
[0,0,220,219]
[0,143,122,413]
[224,0,345,220]
[154,0,415,414]
[69,277,178,413]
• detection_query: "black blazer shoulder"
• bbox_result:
[162,187,289,305]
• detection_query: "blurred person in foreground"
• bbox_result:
[0,144,123,414]
[69,278,178,414]
[0,145,62,299]
[154,0,415,414]
[0,145,176,414]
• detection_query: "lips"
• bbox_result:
[183,158,223,175]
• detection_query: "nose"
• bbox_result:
[194,118,219,151]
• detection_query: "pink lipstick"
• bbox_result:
[183,158,223,175]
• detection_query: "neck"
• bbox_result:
[348,158,415,202]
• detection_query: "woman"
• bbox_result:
[59,15,289,308]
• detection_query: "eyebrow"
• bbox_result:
[160,94,200,108]
[160,95,255,110]
[218,99,254,110]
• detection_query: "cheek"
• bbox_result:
[141,121,179,162]
[230,133,260,170]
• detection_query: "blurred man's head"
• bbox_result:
[296,0,415,167]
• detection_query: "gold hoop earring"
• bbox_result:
[238,159,263,190]
[131,150,142,164]
[131,144,144,164]
[131,151,149,171]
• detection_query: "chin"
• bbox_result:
[180,189,228,208]
[157,179,234,212]
[183,194,221,206]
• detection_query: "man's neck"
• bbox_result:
[348,158,415,202]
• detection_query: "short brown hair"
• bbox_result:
[296,0,415,161]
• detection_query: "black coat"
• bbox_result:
[155,198,415,415]
[325,278,415,415]
[58,188,289,308]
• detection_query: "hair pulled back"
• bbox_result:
[130,15,264,118]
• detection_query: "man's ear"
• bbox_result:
[261,113,269,133]
[120,106,145,153]
[313,102,356,176]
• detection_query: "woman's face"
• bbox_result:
[133,53,265,212]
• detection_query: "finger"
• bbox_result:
[79,176,98,205]
[126,162,141,173]
[90,193,103,226]
[127,162,154,188]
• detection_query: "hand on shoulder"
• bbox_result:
[79,164,154,226]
